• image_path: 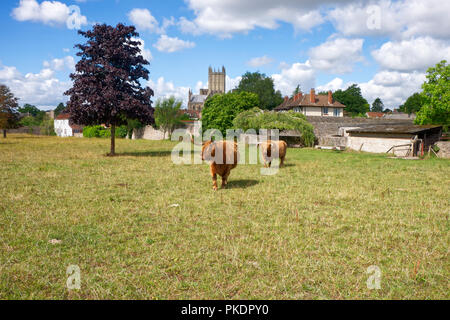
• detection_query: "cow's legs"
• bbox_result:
[222,169,231,188]
[280,156,285,167]
[212,173,218,191]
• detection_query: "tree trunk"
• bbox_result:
[3,129,6,138]
[109,124,116,156]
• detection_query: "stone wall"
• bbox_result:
[132,121,201,141]
[435,141,450,158]
[306,116,414,139]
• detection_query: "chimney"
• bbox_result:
[310,89,315,103]
[328,90,333,104]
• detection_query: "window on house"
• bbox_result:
[334,108,340,116]
[323,107,329,115]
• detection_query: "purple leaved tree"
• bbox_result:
[65,23,154,156]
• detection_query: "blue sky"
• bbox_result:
[0,0,449,110]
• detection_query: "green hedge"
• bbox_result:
[233,108,316,147]
[83,125,128,138]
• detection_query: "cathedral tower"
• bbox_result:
[208,66,226,94]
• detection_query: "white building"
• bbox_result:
[275,89,346,117]
[54,114,83,137]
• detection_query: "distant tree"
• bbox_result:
[54,103,66,117]
[202,91,259,135]
[333,84,370,116]
[40,114,56,136]
[291,85,301,98]
[154,96,184,140]
[371,98,384,112]
[399,92,423,115]
[0,84,20,138]
[65,23,154,156]
[18,104,40,117]
[235,72,283,110]
[416,61,450,127]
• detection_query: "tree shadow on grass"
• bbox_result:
[117,150,200,157]
[226,179,259,189]
[117,150,174,157]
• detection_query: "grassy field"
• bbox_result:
[0,134,448,300]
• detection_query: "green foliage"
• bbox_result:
[333,84,370,116]
[126,119,144,139]
[233,109,315,147]
[0,85,20,134]
[40,115,56,136]
[115,125,128,138]
[18,104,41,117]
[415,60,450,126]
[154,96,184,139]
[202,91,259,135]
[83,125,127,138]
[235,72,284,110]
[19,115,39,127]
[54,103,66,117]
[371,98,384,112]
[399,92,423,115]
[291,85,301,98]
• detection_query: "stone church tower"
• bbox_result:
[208,66,226,94]
[187,66,226,117]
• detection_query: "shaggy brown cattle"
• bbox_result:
[260,140,287,167]
[201,140,239,190]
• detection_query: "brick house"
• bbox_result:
[275,89,346,117]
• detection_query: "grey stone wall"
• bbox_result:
[435,141,450,158]
[306,116,414,138]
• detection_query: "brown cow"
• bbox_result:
[201,140,239,190]
[260,140,287,168]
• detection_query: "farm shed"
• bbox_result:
[346,125,442,156]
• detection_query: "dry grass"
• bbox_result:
[0,134,449,299]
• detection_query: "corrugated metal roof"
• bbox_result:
[346,125,442,134]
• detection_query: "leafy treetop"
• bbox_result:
[234,72,283,110]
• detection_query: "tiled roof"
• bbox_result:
[55,113,71,120]
[366,112,385,118]
[275,93,346,111]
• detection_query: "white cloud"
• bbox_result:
[317,78,347,92]
[148,77,190,106]
[309,38,364,74]
[128,8,161,33]
[178,0,337,37]
[131,38,152,62]
[328,0,450,39]
[372,37,450,72]
[271,61,316,96]
[43,56,75,71]
[226,75,242,92]
[247,55,273,68]
[153,35,195,53]
[359,71,426,108]
[0,64,71,107]
[11,0,87,29]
